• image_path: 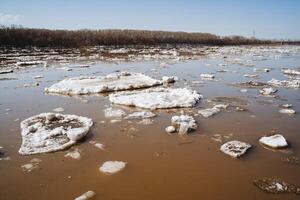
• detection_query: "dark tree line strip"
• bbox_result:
[0,25,293,48]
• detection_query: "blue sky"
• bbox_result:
[1,0,299,39]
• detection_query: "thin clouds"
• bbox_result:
[0,13,21,24]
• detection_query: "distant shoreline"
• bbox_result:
[1,26,299,48]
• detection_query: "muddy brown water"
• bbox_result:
[0,53,300,200]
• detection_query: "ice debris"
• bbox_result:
[99,161,126,174]
[200,74,215,80]
[19,113,93,155]
[220,140,251,158]
[254,177,300,194]
[109,88,202,109]
[259,134,288,149]
[279,109,296,115]
[198,104,228,118]
[282,69,300,76]
[170,115,197,135]
[124,111,156,119]
[74,191,95,200]
[268,79,300,89]
[64,148,82,160]
[104,107,126,118]
[260,87,277,97]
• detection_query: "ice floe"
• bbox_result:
[109,88,202,109]
[259,134,288,149]
[165,126,176,133]
[45,71,162,95]
[220,140,251,158]
[99,161,126,174]
[268,79,300,89]
[162,76,177,84]
[198,104,228,118]
[19,113,93,155]
[170,115,197,135]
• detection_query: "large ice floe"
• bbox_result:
[99,161,126,174]
[259,134,288,149]
[109,88,202,109]
[44,71,162,95]
[220,140,251,158]
[19,113,93,155]
[169,115,197,135]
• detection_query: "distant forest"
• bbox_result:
[0,25,296,48]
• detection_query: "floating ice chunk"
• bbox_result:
[220,140,251,158]
[94,143,105,150]
[104,107,126,118]
[162,76,177,84]
[64,148,81,160]
[198,104,228,118]
[259,134,288,148]
[74,191,95,200]
[19,113,93,155]
[171,115,197,135]
[16,61,46,66]
[268,79,300,89]
[240,89,248,93]
[109,88,202,109]
[52,107,65,112]
[99,161,126,174]
[260,87,277,96]
[124,111,156,119]
[0,69,13,74]
[280,104,292,108]
[165,126,176,133]
[279,109,296,114]
[282,69,300,76]
[33,75,44,79]
[244,74,258,78]
[200,74,214,80]
[45,72,162,95]
[21,158,42,172]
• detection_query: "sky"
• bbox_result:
[0,0,300,40]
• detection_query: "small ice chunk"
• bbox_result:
[104,107,126,118]
[240,89,248,93]
[259,134,288,148]
[201,74,214,80]
[171,115,197,135]
[220,140,251,158]
[268,79,300,89]
[260,87,277,96]
[165,126,176,133]
[64,148,81,160]
[74,191,95,200]
[99,161,126,174]
[33,75,44,79]
[162,76,177,84]
[282,69,300,76]
[198,104,228,118]
[52,107,65,112]
[280,104,292,108]
[124,111,156,119]
[279,109,296,114]
[94,143,105,150]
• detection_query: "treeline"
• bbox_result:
[0,25,276,48]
